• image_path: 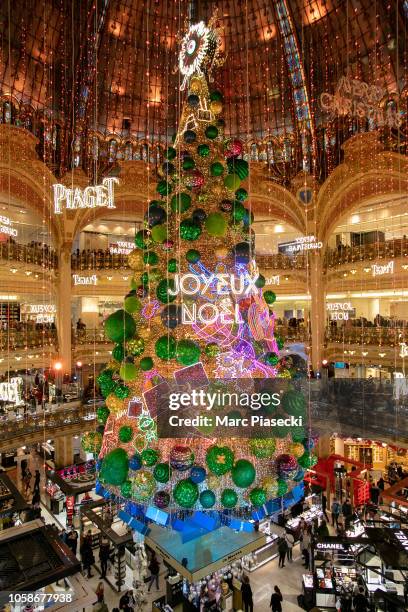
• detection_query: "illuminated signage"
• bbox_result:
[394,530,408,553]
[372,261,394,276]
[52,177,119,214]
[327,302,355,321]
[399,343,408,358]
[109,241,133,255]
[21,304,56,323]
[316,542,346,551]
[320,76,401,129]
[265,275,280,286]
[0,376,24,405]
[287,236,322,253]
[0,216,17,237]
[73,274,97,286]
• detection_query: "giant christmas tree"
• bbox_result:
[89,16,313,520]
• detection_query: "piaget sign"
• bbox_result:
[0,216,17,237]
[73,274,97,286]
[372,261,394,276]
[52,177,119,214]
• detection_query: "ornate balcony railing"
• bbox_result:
[324,238,408,268]
[0,329,57,350]
[325,326,406,347]
[0,242,58,269]
[255,253,306,270]
[71,251,130,271]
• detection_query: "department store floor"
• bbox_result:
[8,449,306,612]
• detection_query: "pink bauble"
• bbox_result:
[275,453,298,480]
[224,138,243,159]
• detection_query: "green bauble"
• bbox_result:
[298,452,317,469]
[205,213,227,237]
[210,161,224,176]
[275,424,289,439]
[135,230,153,250]
[282,389,306,417]
[277,479,288,496]
[82,431,102,454]
[186,249,200,263]
[143,251,159,265]
[227,158,249,180]
[205,342,220,357]
[100,380,116,398]
[141,448,159,466]
[124,295,141,314]
[264,352,279,366]
[249,438,276,459]
[112,344,125,362]
[155,335,177,360]
[153,462,171,483]
[182,157,195,171]
[206,445,234,476]
[151,224,167,244]
[166,146,176,160]
[100,448,129,486]
[210,90,223,102]
[197,143,210,157]
[115,384,130,399]
[231,459,256,488]
[167,258,178,273]
[156,180,172,196]
[119,362,138,382]
[130,278,138,291]
[255,274,266,288]
[180,219,202,241]
[249,487,267,507]
[140,356,153,371]
[224,173,241,191]
[263,290,277,305]
[120,480,132,498]
[127,337,145,357]
[221,488,238,508]
[105,310,136,344]
[171,192,192,213]
[232,201,246,222]
[205,125,218,139]
[97,406,110,425]
[200,489,216,509]
[276,336,285,350]
[156,279,177,303]
[173,479,199,508]
[119,425,133,443]
[291,426,305,442]
[176,339,201,366]
[235,187,248,202]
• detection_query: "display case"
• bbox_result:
[241,520,279,571]
[286,504,323,539]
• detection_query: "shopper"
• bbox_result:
[95,581,104,603]
[119,589,135,612]
[353,586,369,612]
[23,468,32,495]
[278,537,288,568]
[284,530,294,562]
[80,530,95,578]
[147,552,160,591]
[270,585,283,612]
[33,469,41,493]
[318,519,330,538]
[99,538,110,578]
[241,575,253,612]
[66,527,78,556]
[378,476,385,491]
[342,498,353,530]
[301,526,311,569]
[322,492,329,521]
[331,497,341,528]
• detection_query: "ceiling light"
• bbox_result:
[362,351,368,356]
[351,215,360,224]
[10,268,17,274]
[379,352,386,358]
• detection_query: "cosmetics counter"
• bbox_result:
[241,518,280,571]
[45,460,96,526]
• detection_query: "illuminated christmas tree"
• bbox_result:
[91,15,313,520]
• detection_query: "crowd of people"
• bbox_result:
[0,238,57,267]
[71,248,129,271]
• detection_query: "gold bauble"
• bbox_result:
[189,76,201,93]
[128,250,143,270]
[261,476,279,498]
[212,184,223,197]
[107,360,120,372]
[207,475,220,490]
[138,326,151,340]
[106,393,125,414]
[215,247,228,259]
[210,100,223,115]
[290,442,305,458]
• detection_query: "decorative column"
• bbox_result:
[309,249,326,372]
[54,436,74,469]
[56,244,72,374]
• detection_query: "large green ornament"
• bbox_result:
[186,249,200,263]
[275,424,289,439]
[112,344,125,362]
[100,448,129,486]
[135,230,153,250]
[249,438,276,459]
[200,489,216,508]
[104,310,136,344]
[264,352,279,366]
[156,279,177,303]
[131,470,156,502]
[171,192,192,213]
[151,224,167,244]
[277,479,288,496]
[221,488,238,508]
[231,459,256,488]
[144,251,159,265]
[153,462,171,483]
[173,479,199,508]
[127,337,145,357]
[205,213,227,237]
[124,295,141,314]
[197,143,210,157]
[115,384,130,400]
[298,452,318,469]
[97,406,110,425]
[232,201,246,222]
[156,180,172,196]
[255,274,266,288]
[282,389,306,417]
[249,487,267,507]
[176,339,201,365]
[120,480,132,498]
[182,157,195,171]
[166,146,176,160]
[210,162,224,176]
[206,445,234,476]
[119,425,133,443]
[180,219,202,241]
[263,290,277,305]
[291,426,306,443]
[155,335,177,360]
[141,448,159,466]
[224,173,241,191]
[205,125,218,139]
[227,158,249,180]
[99,379,116,398]
[119,362,138,382]
[140,356,153,371]
[235,187,248,202]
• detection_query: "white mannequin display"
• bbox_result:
[133,542,148,605]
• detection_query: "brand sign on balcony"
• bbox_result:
[73,274,97,286]
[0,376,24,405]
[52,177,119,214]
[109,241,133,255]
[265,275,280,286]
[286,235,323,253]
[372,261,394,276]
[0,215,18,237]
[327,302,355,320]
